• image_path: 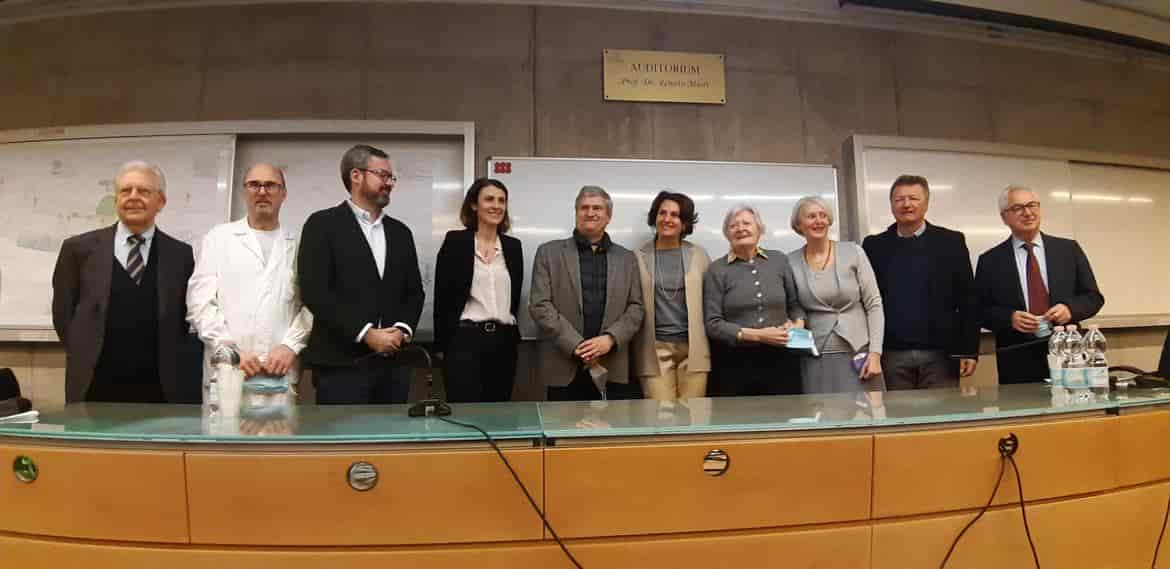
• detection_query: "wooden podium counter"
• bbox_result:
[2,385,1170,568]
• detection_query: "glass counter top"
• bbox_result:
[0,402,544,444]
[1,384,1168,444]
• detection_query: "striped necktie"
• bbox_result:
[126,234,145,285]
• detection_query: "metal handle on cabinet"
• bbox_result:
[13,455,37,483]
[347,461,378,492]
[703,449,730,477]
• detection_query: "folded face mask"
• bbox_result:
[786,328,815,350]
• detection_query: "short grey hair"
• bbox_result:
[115,160,167,195]
[790,196,834,236]
[998,185,1033,211]
[722,203,766,241]
[575,185,613,215]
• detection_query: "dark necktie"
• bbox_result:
[1023,242,1049,315]
[126,234,145,285]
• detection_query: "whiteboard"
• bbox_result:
[850,137,1170,322]
[859,148,1075,272]
[232,136,466,340]
[0,135,234,329]
[1067,163,1170,318]
[488,157,840,338]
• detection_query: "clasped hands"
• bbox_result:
[1011,303,1071,334]
[741,320,802,347]
[238,344,297,379]
[363,326,407,355]
[575,334,615,367]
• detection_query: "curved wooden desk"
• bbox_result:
[1,385,1169,568]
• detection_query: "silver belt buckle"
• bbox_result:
[484,321,497,333]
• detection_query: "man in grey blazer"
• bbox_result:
[529,186,645,401]
[52,160,196,403]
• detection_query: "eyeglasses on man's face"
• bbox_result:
[1003,201,1041,215]
[358,168,398,183]
[244,180,284,193]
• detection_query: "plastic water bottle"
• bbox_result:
[1085,325,1109,394]
[1047,326,1067,386]
[1064,325,1090,401]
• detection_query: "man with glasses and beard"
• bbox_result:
[975,185,1104,384]
[297,145,424,404]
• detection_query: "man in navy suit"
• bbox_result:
[297,145,424,404]
[975,185,1104,384]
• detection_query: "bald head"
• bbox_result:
[245,163,285,186]
[242,163,287,230]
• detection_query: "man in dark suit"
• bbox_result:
[52,161,196,403]
[529,186,645,401]
[297,144,424,404]
[863,175,979,389]
[975,185,1105,384]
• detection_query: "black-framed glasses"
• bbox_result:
[358,168,398,183]
[244,181,285,193]
[1003,201,1041,215]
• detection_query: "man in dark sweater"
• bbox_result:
[862,175,979,389]
[52,161,196,403]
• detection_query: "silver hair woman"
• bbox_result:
[701,203,807,397]
[787,196,886,398]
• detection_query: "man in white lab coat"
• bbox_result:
[187,163,312,388]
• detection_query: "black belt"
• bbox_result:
[457,320,515,333]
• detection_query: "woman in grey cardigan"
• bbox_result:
[632,191,712,400]
[704,204,807,396]
[787,196,886,394]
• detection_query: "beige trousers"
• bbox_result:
[640,340,708,400]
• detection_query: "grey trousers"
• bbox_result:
[882,350,957,390]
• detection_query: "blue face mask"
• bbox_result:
[787,328,816,353]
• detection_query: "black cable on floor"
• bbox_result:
[940,433,1040,569]
[1007,454,1041,569]
[437,415,584,569]
[939,455,1007,569]
[1153,494,1170,569]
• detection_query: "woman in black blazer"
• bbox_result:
[433,178,523,402]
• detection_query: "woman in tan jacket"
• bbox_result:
[632,191,711,400]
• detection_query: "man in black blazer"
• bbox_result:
[975,185,1104,384]
[297,144,424,404]
[52,161,196,403]
[863,175,979,389]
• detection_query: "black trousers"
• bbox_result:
[442,322,520,403]
[313,359,411,405]
[708,344,802,397]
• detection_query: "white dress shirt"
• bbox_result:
[345,200,413,341]
[186,219,313,386]
[113,222,156,270]
[1011,234,1050,313]
[459,236,515,324]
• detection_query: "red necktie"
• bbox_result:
[1024,243,1049,315]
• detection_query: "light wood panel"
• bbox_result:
[872,416,1118,517]
[0,523,870,569]
[185,448,543,546]
[871,482,1170,569]
[0,444,188,543]
[1118,410,1170,487]
[545,435,873,538]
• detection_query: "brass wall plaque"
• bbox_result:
[603,49,726,104]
